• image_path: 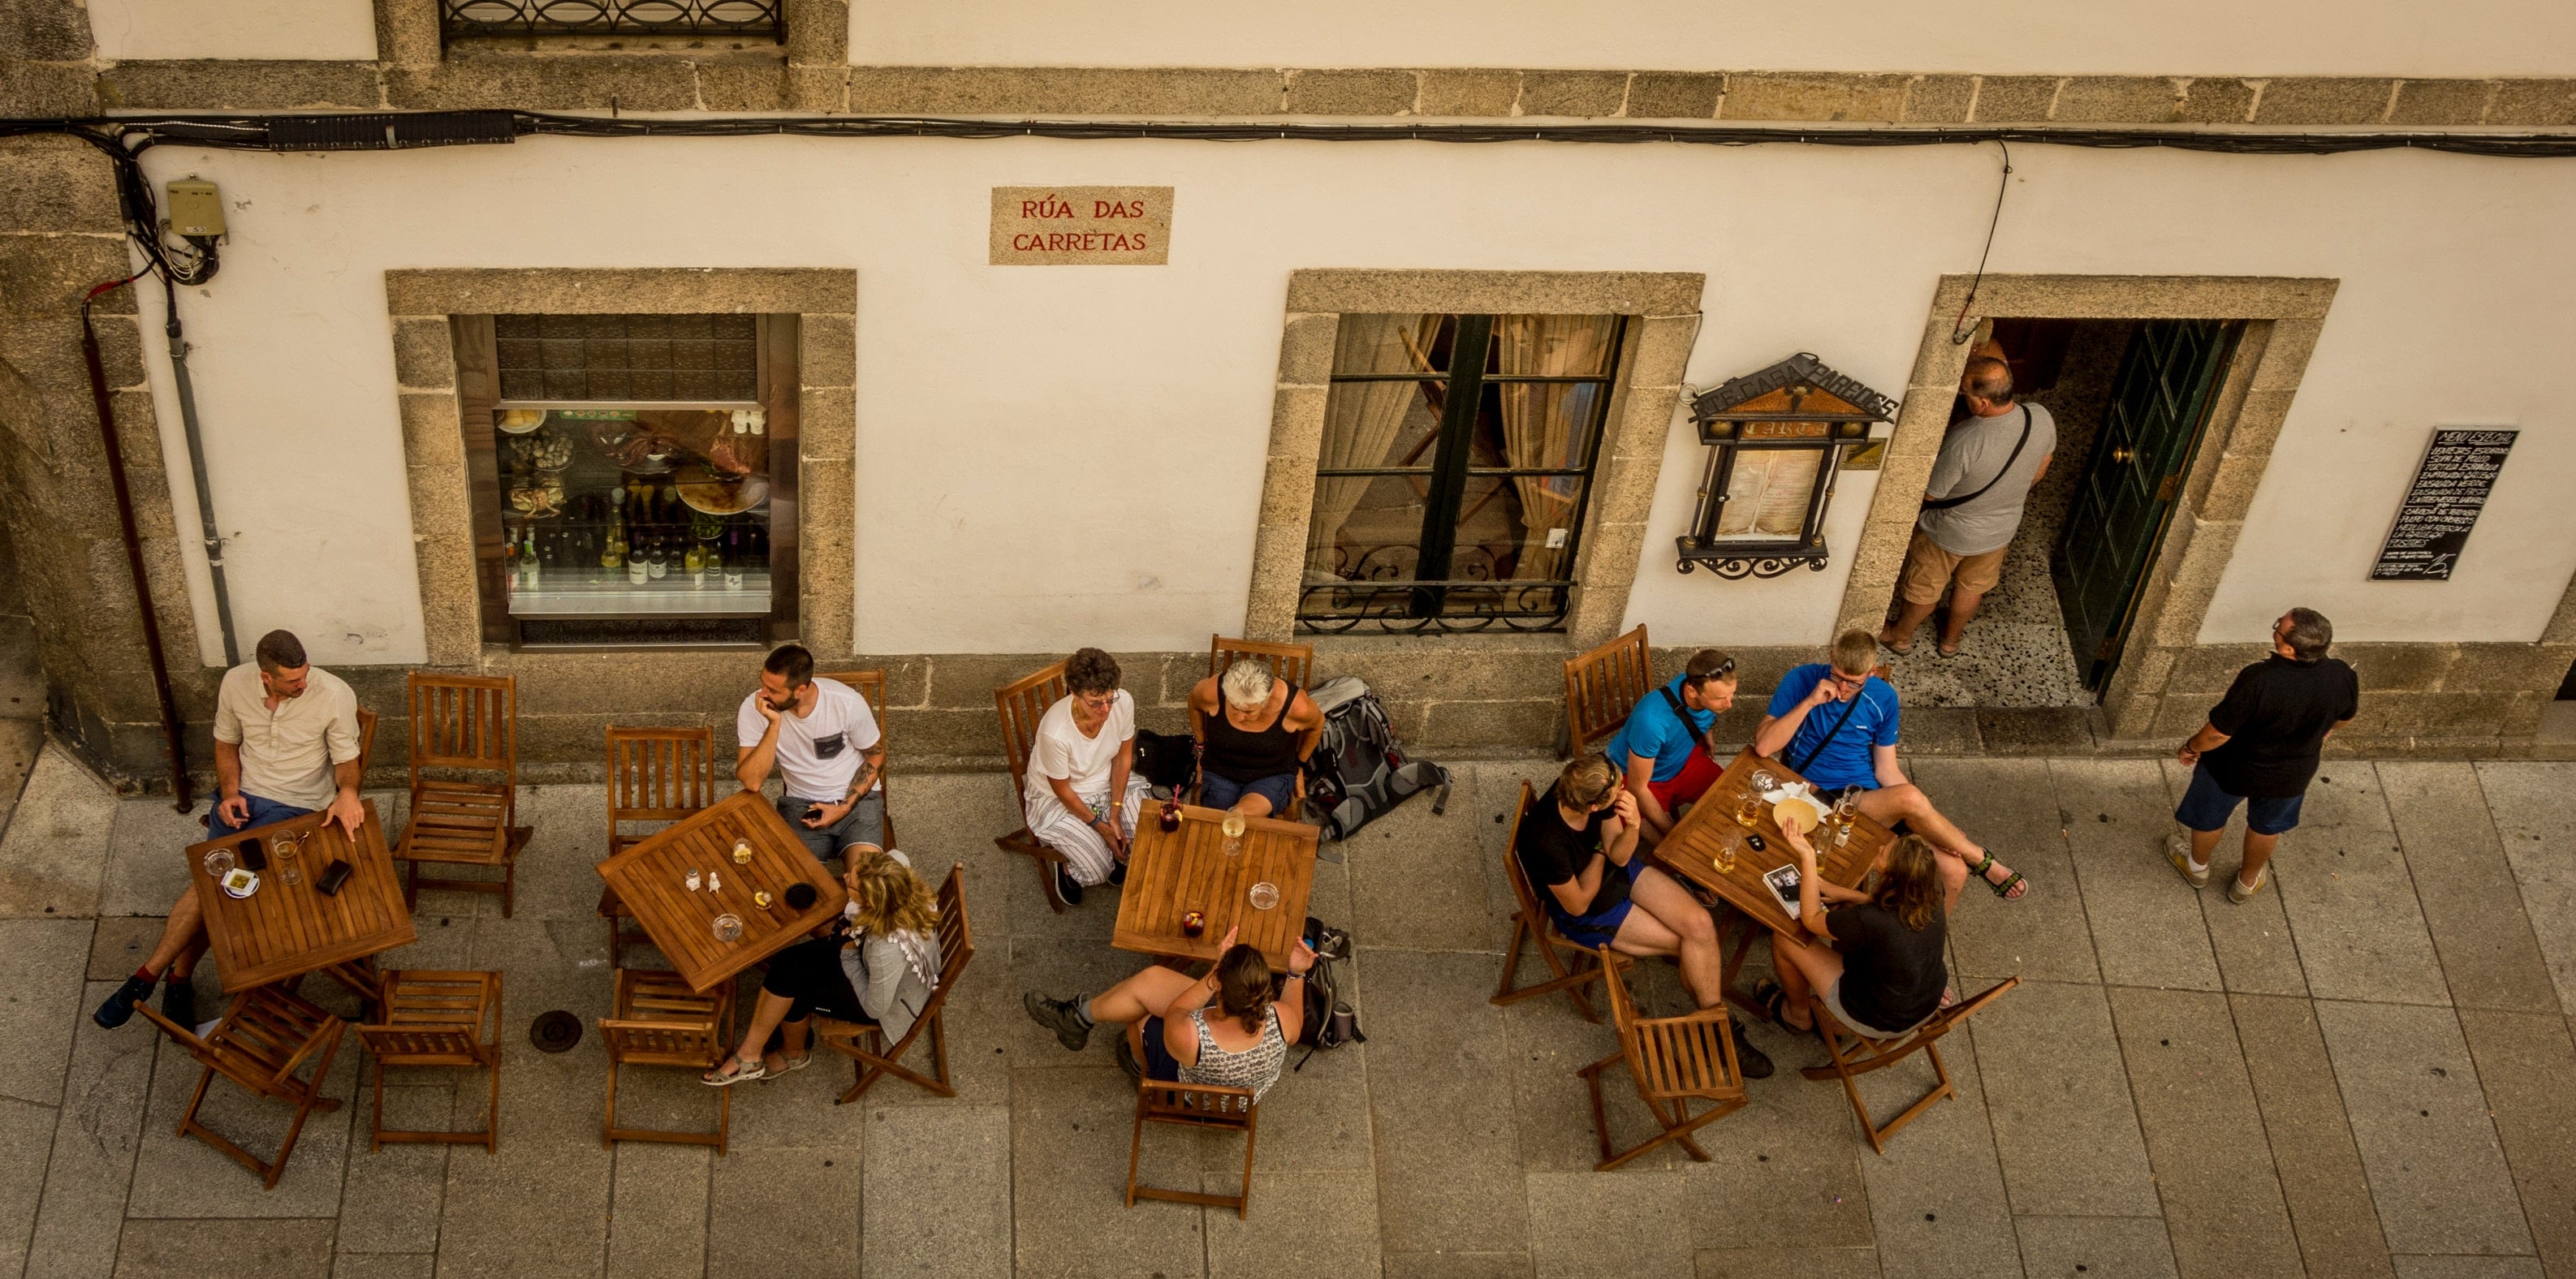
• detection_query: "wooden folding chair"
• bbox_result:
[818,669,898,851]
[132,985,347,1189]
[602,968,735,1153]
[1577,945,1748,1172]
[1492,781,1616,1023]
[598,726,716,967]
[1563,623,1651,757]
[814,862,973,1103]
[356,969,502,1153]
[1804,975,2019,1154]
[992,659,1074,911]
[1128,1081,1259,1217]
[395,673,532,916]
[1208,635,1314,691]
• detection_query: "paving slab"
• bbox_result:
[0,919,92,1107]
[1010,1065,1206,1279]
[862,1103,1010,1279]
[1676,1047,1874,1251]
[603,1142,709,1279]
[2013,1214,2181,1278]
[1973,979,2160,1217]
[24,980,156,1279]
[2267,766,2451,1006]
[2469,762,2576,1018]
[1910,757,2099,985]
[2313,999,2530,1259]
[331,1255,436,1279]
[1692,1246,1880,1279]
[2055,759,2221,991]
[2162,760,2309,997]
[1206,1168,1383,1278]
[2388,1258,2547,1279]
[0,745,117,919]
[1476,761,1561,953]
[706,1146,854,1278]
[2229,993,2396,1279]
[2453,1008,2576,1279]
[0,719,42,839]
[434,1121,611,1279]
[126,1018,359,1218]
[1383,1252,1534,1279]
[2377,763,2557,1013]
[331,1083,454,1254]
[1358,947,1529,1256]
[1523,1168,1694,1279]
[2106,985,2303,1279]
[98,795,216,921]
[0,1097,58,1278]
[1501,998,1685,1173]
[110,1216,336,1278]
[1347,778,1495,953]
[1849,1010,2022,1279]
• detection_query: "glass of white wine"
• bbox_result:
[1221,809,1248,857]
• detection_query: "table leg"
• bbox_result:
[1717,912,1767,1022]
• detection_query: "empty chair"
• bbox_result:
[1577,945,1748,1172]
[356,970,503,1153]
[1805,975,2019,1154]
[1562,623,1651,757]
[599,726,717,967]
[991,659,1073,911]
[133,985,347,1189]
[1206,634,1314,691]
[395,673,532,916]
[602,968,736,1153]
[1127,1081,1259,1218]
[814,862,974,1102]
[1491,781,1613,1022]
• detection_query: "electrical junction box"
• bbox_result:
[166,179,226,237]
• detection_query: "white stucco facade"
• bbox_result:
[123,133,2576,668]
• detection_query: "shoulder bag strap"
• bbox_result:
[1921,404,2032,511]
[1787,684,1868,776]
[1659,683,1689,719]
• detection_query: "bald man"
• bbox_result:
[1880,355,2055,657]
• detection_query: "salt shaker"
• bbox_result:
[685,868,702,891]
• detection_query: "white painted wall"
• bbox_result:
[125,134,2576,669]
[89,0,378,62]
[849,0,2576,77]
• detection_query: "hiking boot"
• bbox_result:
[2228,864,2269,905]
[1731,1023,1775,1080]
[161,976,196,1032]
[2166,836,2210,889]
[93,974,157,1030]
[1023,993,1092,1053]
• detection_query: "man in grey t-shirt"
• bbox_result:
[1879,355,2056,657]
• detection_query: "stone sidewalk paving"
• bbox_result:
[1,743,2573,1279]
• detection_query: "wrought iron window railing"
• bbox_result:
[442,0,782,39]
[1297,577,1574,635]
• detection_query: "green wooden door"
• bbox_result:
[2053,320,2241,691]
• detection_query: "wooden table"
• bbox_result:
[594,790,848,993]
[1651,748,1892,1012]
[1113,803,1318,969]
[188,799,417,990]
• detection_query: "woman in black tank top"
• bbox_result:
[1189,659,1324,817]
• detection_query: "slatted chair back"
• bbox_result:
[357,969,501,1152]
[601,967,735,1152]
[606,727,716,854]
[399,673,529,915]
[992,660,1073,908]
[1491,781,1611,1023]
[1563,623,1652,756]
[1802,974,2019,1154]
[356,707,380,779]
[818,670,897,849]
[408,672,517,783]
[1208,635,1314,691]
[133,984,347,1187]
[1574,943,1747,1172]
[1129,1080,1260,1217]
[816,861,975,1104]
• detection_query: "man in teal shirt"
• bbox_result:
[1605,649,1739,846]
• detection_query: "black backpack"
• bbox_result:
[1131,728,1197,791]
[1292,916,1361,1068]
[1301,675,1451,841]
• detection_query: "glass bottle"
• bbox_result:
[520,525,540,589]
[646,534,668,579]
[684,539,706,587]
[703,536,724,588]
[626,534,649,585]
[503,525,520,588]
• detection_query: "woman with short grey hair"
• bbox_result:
[1186,657,1323,818]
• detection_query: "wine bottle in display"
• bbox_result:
[647,535,668,579]
[684,540,706,587]
[626,536,649,585]
[521,526,540,589]
[704,538,723,587]
[503,526,520,588]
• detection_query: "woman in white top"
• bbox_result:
[1025,647,1150,906]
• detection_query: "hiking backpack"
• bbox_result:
[1300,675,1452,842]
[1292,915,1362,1066]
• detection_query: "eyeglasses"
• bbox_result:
[1698,658,1737,680]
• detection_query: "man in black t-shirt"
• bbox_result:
[2168,608,2359,903]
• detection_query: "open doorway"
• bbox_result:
[1877,317,2242,707]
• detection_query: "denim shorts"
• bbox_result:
[1545,857,1650,949]
[1200,771,1297,816]
[777,790,886,861]
[1137,1016,1184,1083]
[213,793,316,838]
[2174,762,2305,837]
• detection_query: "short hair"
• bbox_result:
[1683,648,1737,688]
[2282,607,2333,661]
[253,630,307,674]
[1556,752,1620,808]
[1963,356,2015,405]
[762,643,813,688]
[1830,630,1879,677]
[1219,658,1275,708]
[1065,647,1122,696]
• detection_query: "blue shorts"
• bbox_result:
[1547,857,1650,949]
[2175,763,2305,837]
[1137,1015,1183,1083]
[212,793,316,838]
[1201,771,1297,816]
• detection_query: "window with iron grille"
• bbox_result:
[440,0,783,41]
[1299,313,1627,634]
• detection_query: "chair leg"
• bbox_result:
[1125,1097,1147,1208]
[605,915,622,970]
[1236,1116,1257,1219]
[502,862,516,919]
[926,1014,951,1092]
[1576,1049,1620,1164]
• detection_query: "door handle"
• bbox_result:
[2110,446,2134,463]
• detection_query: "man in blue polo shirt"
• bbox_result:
[1754,630,2028,903]
[1606,648,1739,846]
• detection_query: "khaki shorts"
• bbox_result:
[1898,528,2008,606]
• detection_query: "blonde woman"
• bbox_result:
[1187,658,1323,817]
[704,850,941,1084]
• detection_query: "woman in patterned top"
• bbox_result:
[1023,927,1314,1102]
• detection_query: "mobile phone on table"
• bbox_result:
[239,838,268,871]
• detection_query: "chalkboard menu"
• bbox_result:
[2369,428,2517,581]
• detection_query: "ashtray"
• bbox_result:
[220,868,259,898]
[529,1010,584,1054]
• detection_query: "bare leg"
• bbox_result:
[1769,935,1847,1033]
[1856,783,2025,899]
[2237,831,2281,889]
[2189,826,2224,866]
[1232,792,1275,819]
[722,988,802,1075]
[140,887,208,978]
[1624,868,1724,1010]
[1879,597,1940,652]
[1937,587,1988,650]
[1081,966,1201,1027]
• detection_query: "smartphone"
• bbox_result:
[239,838,268,872]
[316,859,355,896]
[802,804,826,824]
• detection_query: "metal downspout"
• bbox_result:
[160,274,239,668]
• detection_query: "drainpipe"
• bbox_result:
[160,273,240,668]
[80,277,195,811]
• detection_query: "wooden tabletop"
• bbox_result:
[1113,803,1318,968]
[188,800,417,990]
[1651,747,1889,947]
[594,790,848,993]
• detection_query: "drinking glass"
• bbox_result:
[1712,841,1737,875]
[272,833,301,885]
[712,914,744,942]
[1750,769,1777,796]
[1248,881,1279,911]
[201,848,235,878]
[1221,810,1248,858]
[730,840,754,865]
[1733,790,1763,829]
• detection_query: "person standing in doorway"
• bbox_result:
[1879,355,2055,657]
[2168,608,2358,903]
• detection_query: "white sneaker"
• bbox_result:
[2166,835,2210,889]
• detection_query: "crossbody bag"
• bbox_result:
[1921,404,2032,510]
[1788,686,1867,775]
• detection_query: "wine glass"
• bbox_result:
[1221,809,1248,858]
[1248,881,1279,911]
[273,833,301,885]
[712,914,744,942]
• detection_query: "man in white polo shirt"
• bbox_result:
[93,629,365,1031]
[736,643,886,863]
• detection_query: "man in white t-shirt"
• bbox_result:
[1023,647,1149,906]
[736,644,886,864]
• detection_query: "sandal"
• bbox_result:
[1753,979,1814,1034]
[700,1053,767,1087]
[1935,644,1962,659]
[1878,636,1914,658]
[1970,852,2028,901]
[777,1052,813,1074]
